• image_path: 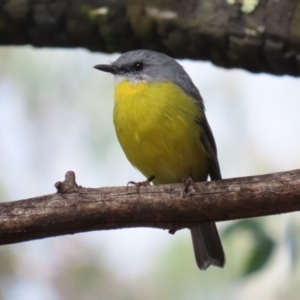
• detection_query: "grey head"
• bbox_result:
[94,49,203,105]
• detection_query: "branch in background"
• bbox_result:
[0,0,300,76]
[0,169,300,246]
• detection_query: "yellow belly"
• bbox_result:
[113,80,209,184]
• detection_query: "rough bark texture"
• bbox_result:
[0,169,300,246]
[1,0,300,75]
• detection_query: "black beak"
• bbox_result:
[94,64,119,75]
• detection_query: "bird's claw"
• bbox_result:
[127,177,153,193]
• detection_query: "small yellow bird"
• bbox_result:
[94,50,225,270]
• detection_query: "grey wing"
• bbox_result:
[179,76,221,180]
[200,114,222,180]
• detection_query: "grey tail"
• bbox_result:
[190,223,225,271]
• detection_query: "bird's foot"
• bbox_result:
[181,176,195,197]
[127,175,155,193]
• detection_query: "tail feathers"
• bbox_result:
[191,223,225,271]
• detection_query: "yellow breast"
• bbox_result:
[113,80,209,184]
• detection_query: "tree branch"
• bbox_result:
[1,0,300,75]
[1,169,300,246]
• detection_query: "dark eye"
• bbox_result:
[133,62,143,71]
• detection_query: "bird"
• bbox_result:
[94,49,225,270]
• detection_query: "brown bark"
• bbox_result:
[0,0,300,75]
[0,169,300,246]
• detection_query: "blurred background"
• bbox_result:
[0,46,300,300]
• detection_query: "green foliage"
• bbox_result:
[223,219,275,276]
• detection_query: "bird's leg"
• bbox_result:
[181,175,196,197]
[127,175,155,193]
